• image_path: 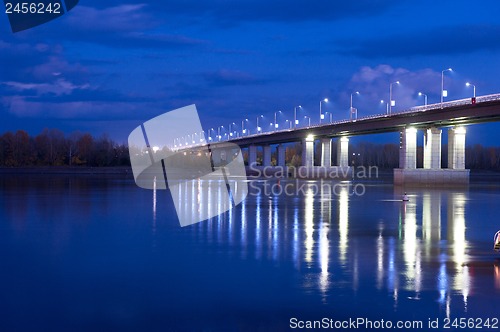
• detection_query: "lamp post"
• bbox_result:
[256,115,263,133]
[217,126,223,142]
[241,119,248,136]
[418,92,428,106]
[325,111,332,123]
[441,68,452,106]
[350,91,359,120]
[466,82,476,98]
[294,105,301,128]
[229,122,236,138]
[380,99,389,114]
[285,119,292,129]
[208,128,214,141]
[319,98,328,124]
[389,81,399,114]
[304,115,311,127]
[274,110,282,131]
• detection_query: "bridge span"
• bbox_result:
[186,94,500,185]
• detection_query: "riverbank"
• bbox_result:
[0,166,132,175]
[1,166,500,183]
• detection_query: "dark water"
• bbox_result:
[1,174,500,331]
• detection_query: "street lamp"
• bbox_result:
[208,128,214,141]
[256,115,263,133]
[466,82,476,98]
[294,105,302,128]
[304,115,311,127]
[389,81,400,114]
[241,119,248,136]
[418,92,428,106]
[350,91,360,120]
[285,119,292,129]
[229,122,235,137]
[380,99,389,114]
[217,126,224,142]
[274,110,282,131]
[441,68,452,106]
[319,98,328,124]
[325,111,332,123]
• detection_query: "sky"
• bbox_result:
[1,0,500,145]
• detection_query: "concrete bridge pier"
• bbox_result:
[399,127,417,169]
[448,127,466,169]
[321,138,331,167]
[424,127,442,169]
[394,126,469,185]
[301,136,314,168]
[296,135,351,179]
[337,136,350,168]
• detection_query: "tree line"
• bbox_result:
[1,129,500,170]
[0,129,130,167]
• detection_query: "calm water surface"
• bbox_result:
[1,174,500,331]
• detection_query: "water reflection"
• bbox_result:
[174,180,493,312]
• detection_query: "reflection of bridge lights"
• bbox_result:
[403,200,418,285]
[304,188,314,263]
[319,220,330,293]
[338,186,349,263]
[495,264,500,290]
[255,195,262,259]
[376,233,384,290]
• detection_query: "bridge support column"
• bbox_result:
[277,144,286,167]
[248,145,257,166]
[337,137,349,167]
[394,126,469,185]
[448,127,466,169]
[321,138,331,167]
[263,145,272,167]
[301,136,314,167]
[399,127,417,169]
[424,127,442,169]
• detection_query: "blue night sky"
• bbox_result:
[1,0,500,144]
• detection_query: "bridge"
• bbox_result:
[178,94,500,184]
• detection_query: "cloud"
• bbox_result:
[340,65,443,113]
[3,79,89,96]
[338,25,500,58]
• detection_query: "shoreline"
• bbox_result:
[1,167,499,182]
[0,166,132,175]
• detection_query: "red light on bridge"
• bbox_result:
[472,97,476,105]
